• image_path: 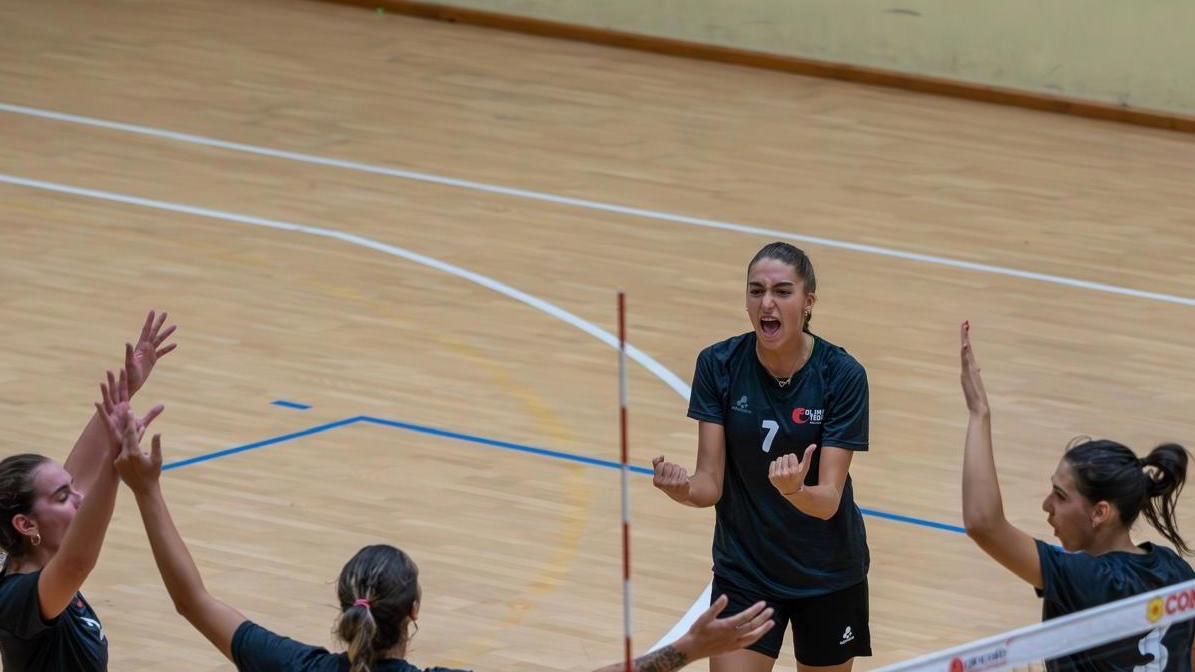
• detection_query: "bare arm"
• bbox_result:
[589,596,774,672]
[114,415,245,662]
[63,311,176,495]
[39,374,161,619]
[959,322,1041,589]
[61,410,115,497]
[38,452,120,620]
[652,421,726,508]
[131,478,247,660]
[773,446,853,520]
[589,645,691,672]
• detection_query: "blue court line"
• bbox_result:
[859,508,966,534]
[163,414,965,534]
[358,416,655,475]
[271,400,312,410]
[162,417,362,471]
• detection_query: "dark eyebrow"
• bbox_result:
[747,280,796,288]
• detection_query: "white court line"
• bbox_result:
[3,101,1195,308]
[0,172,699,651]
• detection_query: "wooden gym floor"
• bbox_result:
[2,0,1195,670]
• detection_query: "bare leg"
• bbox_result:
[798,660,855,672]
[711,648,778,672]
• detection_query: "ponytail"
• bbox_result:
[1141,443,1190,554]
[334,545,420,669]
[337,599,379,672]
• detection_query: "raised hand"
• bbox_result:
[652,456,692,502]
[112,408,164,494]
[96,369,164,448]
[960,320,989,416]
[768,445,816,496]
[125,310,177,397]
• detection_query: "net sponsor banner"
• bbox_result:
[877,578,1195,672]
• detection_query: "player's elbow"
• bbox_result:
[687,490,720,508]
[168,587,211,622]
[810,487,843,519]
[804,497,840,520]
[686,474,722,507]
[173,594,201,620]
[813,504,839,520]
[963,513,1002,541]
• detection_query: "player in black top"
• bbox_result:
[652,242,872,672]
[110,408,777,672]
[960,322,1195,672]
[0,311,173,672]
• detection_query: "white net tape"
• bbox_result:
[873,578,1195,672]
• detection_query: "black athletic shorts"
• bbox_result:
[712,574,871,665]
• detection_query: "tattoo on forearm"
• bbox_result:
[634,645,689,672]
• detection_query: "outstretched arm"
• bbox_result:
[64,310,176,495]
[589,596,773,672]
[113,414,246,661]
[959,321,1042,589]
[39,373,162,619]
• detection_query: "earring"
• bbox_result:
[30,532,41,547]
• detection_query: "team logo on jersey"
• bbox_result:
[80,616,106,643]
[793,407,824,424]
[732,395,751,414]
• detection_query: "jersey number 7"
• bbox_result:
[761,420,779,453]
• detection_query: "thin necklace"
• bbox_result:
[758,336,812,388]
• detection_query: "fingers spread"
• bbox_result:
[154,324,177,347]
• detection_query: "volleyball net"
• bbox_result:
[871,578,1195,672]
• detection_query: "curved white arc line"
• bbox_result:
[2,102,1194,308]
[0,172,707,650]
[0,174,689,395]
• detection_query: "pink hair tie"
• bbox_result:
[353,599,371,610]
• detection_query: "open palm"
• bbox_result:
[126,310,177,396]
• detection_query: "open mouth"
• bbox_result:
[760,317,782,338]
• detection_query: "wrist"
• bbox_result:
[131,481,163,498]
[669,634,700,663]
[780,484,804,497]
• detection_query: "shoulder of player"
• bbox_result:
[1143,543,1195,578]
[812,335,867,377]
[1043,543,1190,586]
[0,567,40,595]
